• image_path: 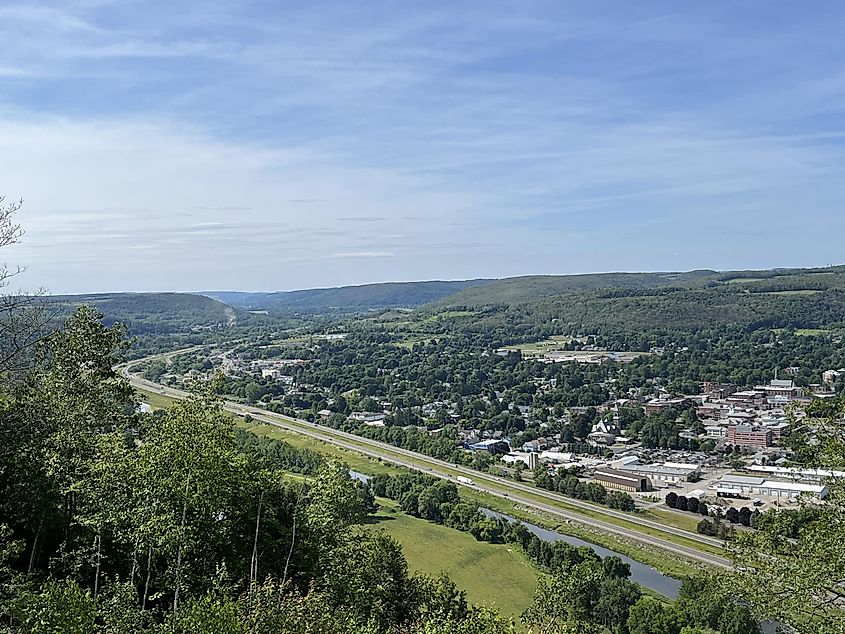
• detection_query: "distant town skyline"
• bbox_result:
[3,1,845,293]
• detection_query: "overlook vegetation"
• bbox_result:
[0,306,769,634]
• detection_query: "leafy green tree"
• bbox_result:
[522,562,603,633]
[8,578,96,634]
[626,597,679,634]
[594,575,641,632]
[726,404,845,633]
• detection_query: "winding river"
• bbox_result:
[481,508,681,598]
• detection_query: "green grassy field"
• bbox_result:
[136,388,178,410]
[645,508,704,532]
[245,422,404,476]
[368,499,539,619]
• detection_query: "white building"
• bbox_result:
[714,474,828,500]
[540,450,575,464]
[610,457,699,483]
[349,411,386,423]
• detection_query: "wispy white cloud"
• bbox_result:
[329,251,394,260]
[2,1,845,291]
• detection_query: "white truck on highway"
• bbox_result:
[456,476,474,486]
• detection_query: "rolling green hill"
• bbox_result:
[435,266,845,308]
[425,266,845,334]
[202,279,493,314]
[47,292,242,335]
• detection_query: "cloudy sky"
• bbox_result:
[2,1,845,293]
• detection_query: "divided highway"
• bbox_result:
[119,350,730,569]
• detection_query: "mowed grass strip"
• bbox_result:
[368,499,539,620]
[644,508,706,533]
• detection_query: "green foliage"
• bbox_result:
[8,578,96,634]
[535,466,636,512]
[725,397,845,634]
[626,597,677,634]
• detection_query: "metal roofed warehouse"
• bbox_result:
[715,474,828,500]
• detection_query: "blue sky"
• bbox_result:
[2,1,845,293]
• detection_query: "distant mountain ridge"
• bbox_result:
[426,265,845,333]
[201,279,493,314]
[433,266,845,308]
[48,265,845,334]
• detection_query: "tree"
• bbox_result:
[522,562,604,633]
[716,602,761,634]
[0,197,49,375]
[602,555,631,579]
[726,397,845,633]
[676,496,688,512]
[665,492,678,508]
[687,497,699,514]
[595,575,641,633]
[606,491,635,512]
[8,578,96,634]
[626,596,679,634]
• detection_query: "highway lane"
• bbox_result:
[120,354,729,568]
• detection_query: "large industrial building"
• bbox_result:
[594,468,651,492]
[714,474,828,500]
[609,456,701,484]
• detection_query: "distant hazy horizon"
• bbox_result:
[4,2,845,294]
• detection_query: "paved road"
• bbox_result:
[119,351,730,569]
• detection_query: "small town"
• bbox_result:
[145,335,844,531]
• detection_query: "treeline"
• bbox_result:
[233,427,325,475]
[534,466,636,511]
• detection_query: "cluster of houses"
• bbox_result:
[223,357,308,383]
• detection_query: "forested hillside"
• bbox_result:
[436,266,845,307]
[430,267,845,335]
[47,293,242,335]
[202,279,492,314]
